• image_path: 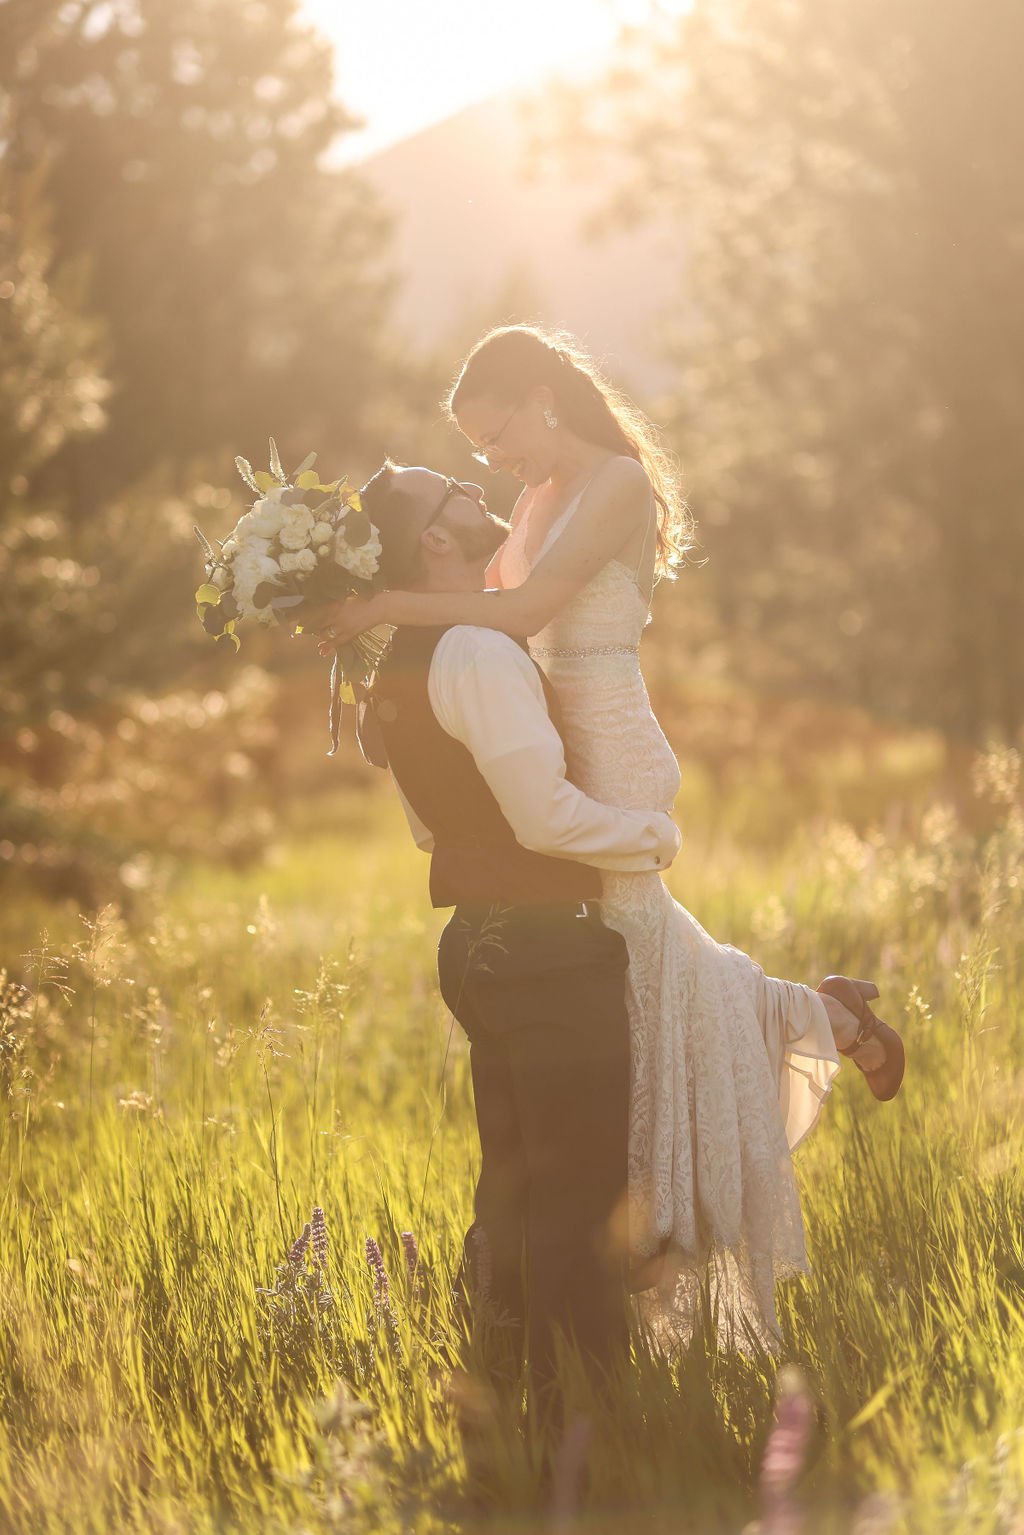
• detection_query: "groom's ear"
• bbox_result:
[421,524,453,557]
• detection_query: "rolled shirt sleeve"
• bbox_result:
[426,626,681,873]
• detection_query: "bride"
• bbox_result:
[318,324,906,1342]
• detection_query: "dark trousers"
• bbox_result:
[437,899,632,1407]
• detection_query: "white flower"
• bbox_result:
[279,548,316,574]
[334,530,382,580]
[316,543,331,559]
[244,498,286,538]
[235,533,272,559]
[310,521,334,546]
[232,550,280,619]
[314,503,335,523]
[211,565,231,591]
[278,508,315,550]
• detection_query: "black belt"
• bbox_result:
[453,898,599,923]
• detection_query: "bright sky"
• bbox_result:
[300,0,689,161]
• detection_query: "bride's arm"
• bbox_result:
[331,458,652,642]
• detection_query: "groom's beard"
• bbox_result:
[452,514,508,564]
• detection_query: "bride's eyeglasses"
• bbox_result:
[470,400,525,471]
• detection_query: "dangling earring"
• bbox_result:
[543,406,558,430]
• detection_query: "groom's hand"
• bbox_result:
[313,594,380,654]
[290,599,345,639]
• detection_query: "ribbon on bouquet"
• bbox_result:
[327,649,389,768]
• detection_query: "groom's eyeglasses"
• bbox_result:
[471,400,525,471]
[427,477,482,525]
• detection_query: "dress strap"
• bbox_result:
[529,470,599,566]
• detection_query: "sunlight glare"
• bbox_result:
[300,0,690,159]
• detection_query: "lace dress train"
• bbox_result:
[502,489,840,1346]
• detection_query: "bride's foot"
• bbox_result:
[627,1236,671,1294]
[817,976,906,1101]
[819,992,886,1071]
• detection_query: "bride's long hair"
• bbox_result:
[445,323,695,579]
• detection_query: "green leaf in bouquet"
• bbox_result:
[201,605,228,636]
[252,580,279,610]
[296,470,321,490]
[216,620,241,652]
[219,593,239,620]
[294,451,317,477]
[234,457,260,493]
[268,437,286,484]
[344,509,372,548]
[256,470,281,491]
[195,582,222,605]
[279,487,310,507]
[344,490,362,512]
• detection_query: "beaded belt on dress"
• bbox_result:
[530,643,641,659]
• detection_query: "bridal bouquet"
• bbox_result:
[193,440,390,752]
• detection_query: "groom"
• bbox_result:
[316,464,680,1404]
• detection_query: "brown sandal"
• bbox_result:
[817,976,906,1102]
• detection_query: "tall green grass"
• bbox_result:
[1,770,1022,1533]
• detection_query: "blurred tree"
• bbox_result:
[0,0,421,889]
[1,0,398,505]
[0,153,109,726]
[550,0,1024,742]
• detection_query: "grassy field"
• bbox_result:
[1,756,1022,1534]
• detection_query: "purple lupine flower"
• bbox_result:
[400,1230,419,1285]
[759,1365,815,1535]
[365,1236,391,1311]
[288,1221,311,1266]
[310,1206,328,1271]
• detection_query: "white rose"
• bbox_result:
[232,551,281,617]
[316,543,331,559]
[279,548,316,574]
[235,533,272,560]
[334,532,381,580]
[278,508,315,550]
[246,498,285,538]
[310,521,334,545]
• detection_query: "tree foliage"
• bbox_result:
[2,0,397,504]
[554,0,1024,741]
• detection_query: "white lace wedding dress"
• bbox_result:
[498,483,841,1347]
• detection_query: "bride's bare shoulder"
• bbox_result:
[593,454,653,496]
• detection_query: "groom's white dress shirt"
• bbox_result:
[393,625,681,873]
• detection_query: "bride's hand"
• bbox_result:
[306,593,384,654]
